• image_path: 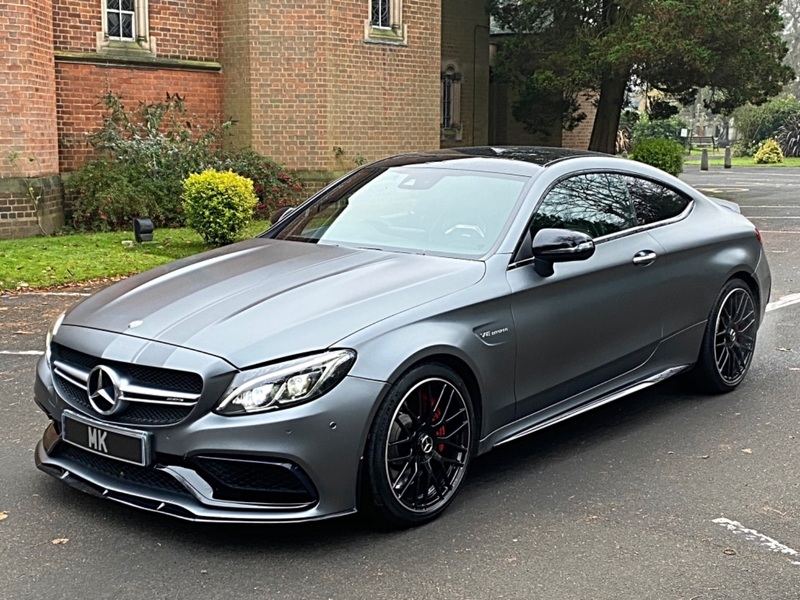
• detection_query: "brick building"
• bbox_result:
[0,1,588,238]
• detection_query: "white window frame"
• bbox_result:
[98,0,155,54]
[364,0,407,45]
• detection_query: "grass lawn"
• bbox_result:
[683,155,800,168]
[0,219,271,292]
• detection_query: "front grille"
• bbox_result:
[54,344,203,393]
[52,343,201,426]
[192,456,318,504]
[56,443,190,497]
[54,373,194,426]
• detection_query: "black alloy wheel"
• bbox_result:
[694,279,758,393]
[364,364,474,528]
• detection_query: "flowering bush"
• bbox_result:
[754,138,785,164]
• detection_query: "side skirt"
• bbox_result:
[481,365,690,452]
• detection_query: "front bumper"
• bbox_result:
[34,353,388,523]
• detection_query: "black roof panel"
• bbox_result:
[370,146,609,169]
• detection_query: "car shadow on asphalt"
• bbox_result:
[35,377,716,549]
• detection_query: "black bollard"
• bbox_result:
[701,149,709,171]
[724,146,732,169]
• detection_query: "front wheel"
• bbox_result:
[363,364,475,528]
[693,279,758,393]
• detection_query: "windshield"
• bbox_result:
[271,166,529,258]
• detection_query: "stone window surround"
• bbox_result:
[98,0,157,55]
[441,63,462,141]
[364,0,407,46]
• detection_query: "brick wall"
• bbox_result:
[561,93,598,150]
[150,1,220,61]
[0,0,59,177]
[223,0,441,173]
[55,63,223,173]
[0,0,62,237]
[220,0,254,150]
[0,176,64,239]
[53,0,220,61]
[441,0,490,148]
[52,1,98,53]
[324,0,441,168]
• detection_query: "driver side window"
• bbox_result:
[532,173,636,239]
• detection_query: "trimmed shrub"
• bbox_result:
[210,149,302,219]
[630,138,684,176]
[753,138,784,164]
[631,115,688,146]
[183,170,258,245]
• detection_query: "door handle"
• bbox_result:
[632,250,658,266]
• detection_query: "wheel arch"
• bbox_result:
[412,353,484,443]
[729,270,762,317]
[356,350,485,514]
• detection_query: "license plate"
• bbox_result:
[62,411,150,466]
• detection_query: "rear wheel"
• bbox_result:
[363,364,474,528]
[693,279,758,393]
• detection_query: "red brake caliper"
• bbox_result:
[431,398,445,452]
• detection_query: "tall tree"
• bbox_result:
[781,0,800,95]
[491,0,794,153]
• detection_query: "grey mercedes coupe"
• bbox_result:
[34,147,771,527]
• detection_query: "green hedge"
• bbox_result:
[630,138,684,176]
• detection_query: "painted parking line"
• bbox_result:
[712,518,800,566]
[19,292,91,297]
[697,187,750,194]
[0,350,44,356]
[767,292,800,313]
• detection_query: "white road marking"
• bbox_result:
[0,350,44,356]
[19,292,91,297]
[697,187,750,194]
[712,518,800,565]
[767,293,800,313]
[747,216,800,219]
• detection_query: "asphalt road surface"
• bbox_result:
[1,167,799,599]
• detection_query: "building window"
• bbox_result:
[441,66,462,141]
[99,0,153,53]
[106,0,135,40]
[365,0,406,45]
[371,0,391,29]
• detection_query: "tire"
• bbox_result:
[693,278,758,394]
[363,363,475,528]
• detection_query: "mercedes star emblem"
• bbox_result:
[86,365,126,416]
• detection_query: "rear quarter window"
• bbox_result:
[626,177,691,226]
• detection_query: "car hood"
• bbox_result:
[63,239,486,368]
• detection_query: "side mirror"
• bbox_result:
[531,228,595,277]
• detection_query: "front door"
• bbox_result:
[508,172,666,418]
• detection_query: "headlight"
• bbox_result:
[45,311,66,363]
[215,349,356,416]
